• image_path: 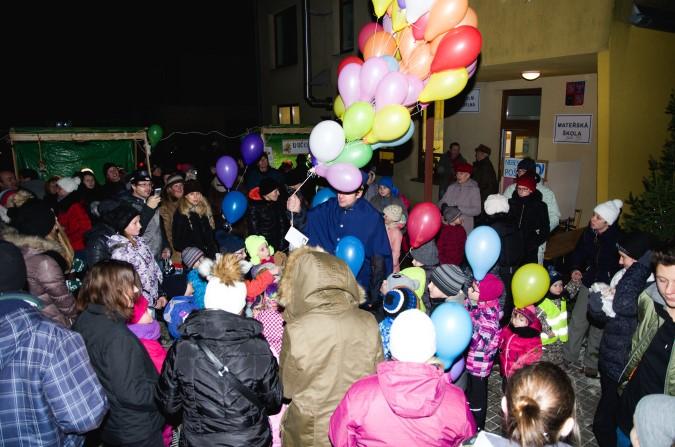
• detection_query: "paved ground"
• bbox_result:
[484,343,601,447]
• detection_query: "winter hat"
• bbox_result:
[616,231,653,261]
[516,173,537,192]
[475,144,491,156]
[0,240,27,292]
[166,174,185,187]
[389,309,437,363]
[218,233,245,254]
[129,170,151,184]
[410,239,439,266]
[442,205,461,223]
[455,163,473,175]
[107,204,140,234]
[517,158,536,173]
[477,273,504,302]
[182,247,205,270]
[130,296,149,324]
[383,287,418,319]
[431,264,469,297]
[102,162,117,177]
[7,200,56,238]
[377,176,399,196]
[514,305,538,324]
[245,235,274,265]
[204,254,247,314]
[0,190,17,207]
[285,169,307,187]
[594,199,623,226]
[484,194,510,216]
[183,180,202,196]
[548,266,563,286]
[383,204,403,223]
[385,272,420,293]
[56,176,81,194]
[260,178,280,196]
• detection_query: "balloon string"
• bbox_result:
[398,248,412,268]
[234,165,248,190]
[288,171,315,227]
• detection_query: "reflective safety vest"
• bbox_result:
[537,298,568,345]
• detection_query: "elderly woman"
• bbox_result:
[439,163,481,234]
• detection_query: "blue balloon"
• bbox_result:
[311,187,337,208]
[381,55,399,72]
[431,302,473,368]
[465,226,501,281]
[372,121,415,150]
[221,191,248,224]
[335,236,365,276]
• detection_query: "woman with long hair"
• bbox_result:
[158,174,184,263]
[73,260,165,447]
[172,180,218,258]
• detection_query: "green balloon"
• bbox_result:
[342,102,375,142]
[148,124,164,146]
[330,140,373,168]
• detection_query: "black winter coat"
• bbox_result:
[590,262,652,382]
[486,213,525,269]
[247,194,290,251]
[157,309,283,447]
[172,211,218,258]
[472,157,498,205]
[570,224,621,287]
[73,304,164,445]
[84,222,115,267]
[508,189,550,264]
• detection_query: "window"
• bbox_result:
[339,0,354,53]
[275,6,298,68]
[278,104,301,125]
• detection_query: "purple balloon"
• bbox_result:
[397,0,406,8]
[359,57,389,103]
[467,59,478,78]
[338,63,362,108]
[375,71,409,110]
[403,75,424,106]
[325,163,363,192]
[216,155,238,189]
[314,163,328,177]
[448,357,465,381]
[310,155,319,167]
[382,14,393,34]
[241,133,264,166]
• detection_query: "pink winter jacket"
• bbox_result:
[329,361,476,447]
[499,316,543,378]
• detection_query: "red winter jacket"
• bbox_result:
[437,223,467,266]
[499,307,543,378]
[56,196,92,251]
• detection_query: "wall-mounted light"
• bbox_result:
[521,71,541,81]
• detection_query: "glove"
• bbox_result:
[638,250,653,267]
[588,291,603,314]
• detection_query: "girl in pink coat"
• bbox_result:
[329,309,476,446]
[498,305,543,381]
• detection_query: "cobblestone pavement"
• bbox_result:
[484,343,601,447]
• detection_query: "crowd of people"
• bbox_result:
[0,142,673,447]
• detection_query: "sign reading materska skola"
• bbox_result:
[553,114,592,144]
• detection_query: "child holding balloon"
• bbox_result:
[499,305,543,386]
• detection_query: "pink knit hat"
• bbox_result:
[130,296,149,324]
[478,274,504,302]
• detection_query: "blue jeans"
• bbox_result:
[615,428,631,447]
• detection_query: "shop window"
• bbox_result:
[275,6,298,68]
[278,104,301,125]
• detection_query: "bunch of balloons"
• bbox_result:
[308,0,481,192]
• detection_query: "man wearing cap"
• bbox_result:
[502,157,561,263]
[437,142,467,200]
[439,162,481,235]
[159,174,185,264]
[119,169,167,259]
[472,144,498,216]
[0,240,108,445]
[101,163,126,199]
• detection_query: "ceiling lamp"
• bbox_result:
[521,71,541,81]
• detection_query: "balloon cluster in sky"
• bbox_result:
[309,0,482,192]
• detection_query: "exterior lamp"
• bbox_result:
[521,71,541,81]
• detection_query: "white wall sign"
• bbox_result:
[553,114,592,144]
[282,139,310,154]
[503,157,547,179]
[458,88,480,113]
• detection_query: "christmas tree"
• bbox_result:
[623,91,675,241]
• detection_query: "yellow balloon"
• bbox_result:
[391,3,408,32]
[418,68,469,102]
[512,263,551,309]
[364,131,379,144]
[333,95,345,120]
[372,0,394,18]
[372,105,411,142]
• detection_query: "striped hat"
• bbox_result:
[430,264,469,297]
[182,247,205,270]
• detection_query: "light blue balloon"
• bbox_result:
[372,121,415,150]
[465,226,501,281]
[381,55,399,72]
[311,187,337,208]
[221,191,248,224]
[335,235,365,276]
[431,302,473,368]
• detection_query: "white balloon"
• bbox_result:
[309,120,346,163]
[406,0,434,24]
[390,309,437,363]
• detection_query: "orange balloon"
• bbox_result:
[363,31,397,59]
[430,32,446,55]
[424,0,469,42]
[397,27,420,62]
[401,43,432,80]
[456,7,478,28]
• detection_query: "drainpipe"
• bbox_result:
[303,0,333,109]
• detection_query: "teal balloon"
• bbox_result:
[342,101,375,141]
[329,141,373,168]
[372,121,414,150]
[148,124,163,146]
[382,55,400,72]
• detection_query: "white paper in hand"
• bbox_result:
[285,226,308,251]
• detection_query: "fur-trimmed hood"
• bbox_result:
[278,246,366,324]
[0,226,68,260]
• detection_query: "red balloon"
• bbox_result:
[430,26,482,74]
[408,202,442,248]
[412,12,429,41]
[338,56,364,77]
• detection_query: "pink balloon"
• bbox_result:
[466,58,478,77]
[382,14,393,34]
[338,63,362,108]
[375,71,409,110]
[412,12,429,40]
[358,23,384,54]
[359,57,389,103]
[314,164,328,177]
[326,163,363,192]
[403,75,424,106]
